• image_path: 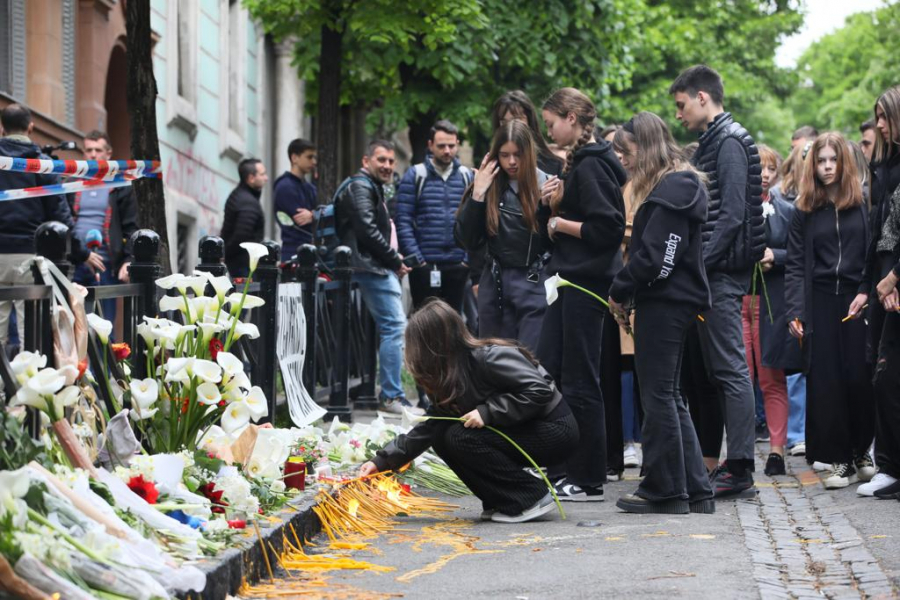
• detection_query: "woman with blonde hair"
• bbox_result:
[785,132,874,489]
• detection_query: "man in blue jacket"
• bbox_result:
[395,120,472,313]
[273,138,317,261]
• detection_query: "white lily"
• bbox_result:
[197,425,232,450]
[130,406,159,421]
[544,273,565,306]
[244,386,269,421]
[197,321,224,342]
[192,296,219,321]
[10,352,46,383]
[209,275,233,301]
[0,467,30,517]
[136,323,156,347]
[155,273,185,290]
[54,385,80,413]
[143,316,176,328]
[159,295,195,321]
[226,293,265,310]
[192,359,222,384]
[222,371,251,402]
[221,400,251,434]
[175,275,207,296]
[129,378,159,410]
[233,322,260,340]
[11,386,49,413]
[196,382,222,405]
[240,242,269,274]
[216,351,243,376]
[176,324,197,345]
[86,313,113,344]
[165,357,194,383]
[246,455,280,481]
[401,405,429,428]
[26,368,66,396]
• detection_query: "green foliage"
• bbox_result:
[790,3,900,138]
[0,409,48,471]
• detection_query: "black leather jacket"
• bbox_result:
[334,169,402,274]
[371,345,565,471]
[455,173,551,269]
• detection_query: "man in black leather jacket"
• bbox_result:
[334,140,421,415]
[670,65,763,498]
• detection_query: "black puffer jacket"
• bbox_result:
[692,112,764,274]
[221,182,265,276]
[0,137,89,261]
[371,344,566,471]
[334,169,402,274]
[455,171,551,269]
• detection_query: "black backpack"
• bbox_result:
[313,175,374,272]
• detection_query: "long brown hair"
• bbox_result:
[404,300,536,410]
[482,120,540,236]
[874,85,900,164]
[492,90,558,167]
[542,87,596,175]
[779,145,804,198]
[612,112,699,209]
[796,132,863,213]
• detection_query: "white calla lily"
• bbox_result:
[165,357,194,383]
[54,385,80,409]
[0,467,30,516]
[175,275,207,296]
[209,275,233,301]
[221,400,251,434]
[234,322,260,340]
[130,407,159,421]
[155,273,185,290]
[26,368,67,396]
[246,455,280,481]
[197,321,224,341]
[192,359,222,383]
[11,386,49,413]
[158,294,191,316]
[240,242,269,273]
[86,313,113,344]
[216,352,243,375]
[10,352,46,383]
[226,293,265,310]
[401,406,429,428]
[544,273,565,306]
[244,386,269,421]
[129,378,159,410]
[196,382,222,405]
[191,296,219,321]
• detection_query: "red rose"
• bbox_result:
[227,519,246,529]
[200,482,227,513]
[209,338,224,360]
[127,475,159,505]
[111,343,131,361]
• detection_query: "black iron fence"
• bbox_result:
[0,223,379,431]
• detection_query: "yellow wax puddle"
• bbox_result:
[396,520,502,583]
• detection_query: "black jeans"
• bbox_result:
[683,321,723,458]
[430,413,579,515]
[409,263,468,313]
[635,301,712,501]
[873,310,900,479]
[538,286,607,487]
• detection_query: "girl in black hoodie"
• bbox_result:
[537,88,626,501]
[608,112,714,514]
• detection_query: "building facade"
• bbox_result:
[0,0,311,271]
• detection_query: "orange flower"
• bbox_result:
[111,342,131,361]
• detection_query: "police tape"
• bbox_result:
[0,156,162,201]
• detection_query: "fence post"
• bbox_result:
[128,230,160,380]
[196,235,228,277]
[352,306,378,410]
[326,246,353,422]
[33,221,72,280]
[253,241,281,423]
[296,244,318,399]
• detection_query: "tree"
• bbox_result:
[244,0,484,203]
[790,2,900,137]
[125,0,171,273]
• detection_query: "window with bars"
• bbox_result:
[0,0,26,99]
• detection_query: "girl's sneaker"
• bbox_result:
[854,453,876,482]
[554,478,604,502]
[857,473,897,497]
[823,463,858,489]
[623,443,641,468]
[491,494,555,523]
[764,453,786,476]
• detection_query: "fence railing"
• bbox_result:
[0,223,379,429]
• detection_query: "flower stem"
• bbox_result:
[420,416,565,519]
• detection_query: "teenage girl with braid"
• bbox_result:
[537,88,627,501]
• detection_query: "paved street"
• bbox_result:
[239,429,900,600]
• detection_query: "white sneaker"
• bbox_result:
[623,443,641,468]
[855,453,876,482]
[812,461,831,472]
[823,463,858,489]
[857,473,897,497]
[491,494,556,523]
[789,442,806,456]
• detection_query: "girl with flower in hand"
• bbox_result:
[536,88,626,502]
[455,120,561,352]
[359,300,578,523]
[607,112,714,515]
[785,132,875,490]
[741,145,798,476]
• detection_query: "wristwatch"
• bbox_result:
[549,217,559,234]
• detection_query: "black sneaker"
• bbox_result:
[554,478,604,502]
[764,453,786,476]
[823,463,858,489]
[616,493,689,515]
[606,468,624,482]
[689,498,716,514]
[755,423,770,443]
[712,463,757,498]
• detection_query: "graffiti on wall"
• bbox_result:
[164,149,231,237]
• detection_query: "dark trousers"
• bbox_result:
[431,413,579,515]
[477,266,546,353]
[409,263,468,313]
[635,301,713,501]
[873,310,900,478]
[602,320,624,472]
[806,289,875,464]
[683,321,724,458]
[537,287,607,487]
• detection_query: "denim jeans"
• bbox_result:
[786,373,806,448]
[353,271,407,400]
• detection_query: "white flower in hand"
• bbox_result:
[221,400,251,434]
[87,313,113,344]
[544,273,567,306]
[240,242,269,274]
[401,405,428,428]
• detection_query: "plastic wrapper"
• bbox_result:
[13,554,96,600]
[70,553,170,600]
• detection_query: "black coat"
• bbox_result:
[334,169,402,274]
[370,344,564,471]
[758,188,802,371]
[221,182,265,277]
